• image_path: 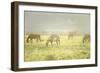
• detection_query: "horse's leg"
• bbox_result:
[56,40,60,46]
[51,41,53,46]
[71,35,73,40]
[68,35,72,40]
[46,41,48,47]
[68,36,70,40]
[83,39,84,44]
[38,35,41,42]
[88,39,90,42]
[30,38,33,43]
[39,38,41,42]
[58,40,60,45]
[36,38,39,42]
[26,37,29,43]
[55,40,58,46]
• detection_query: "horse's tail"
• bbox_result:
[26,36,29,43]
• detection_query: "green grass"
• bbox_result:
[24,35,90,62]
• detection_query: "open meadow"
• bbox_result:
[24,34,90,62]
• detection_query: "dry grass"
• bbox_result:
[24,35,90,62]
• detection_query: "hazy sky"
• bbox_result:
[24,11,90,34]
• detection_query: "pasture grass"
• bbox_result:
[24,35,90,62]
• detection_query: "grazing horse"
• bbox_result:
[83,34,90,44]
[26,34,41,43]
[68,32,76,40]
[46,34,60,46]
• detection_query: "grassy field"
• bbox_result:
[24,35,90,62]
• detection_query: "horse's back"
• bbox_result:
[50,34,60,40]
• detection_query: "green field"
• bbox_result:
[24,35,90,62]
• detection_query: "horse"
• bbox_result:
[82,34,90,44]
[46,34,60,46]
[26,34,41,43]
[68,32,77,40]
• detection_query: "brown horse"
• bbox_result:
[83,34,90,44]
[46,34,60,46]
[26,34,41,43]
